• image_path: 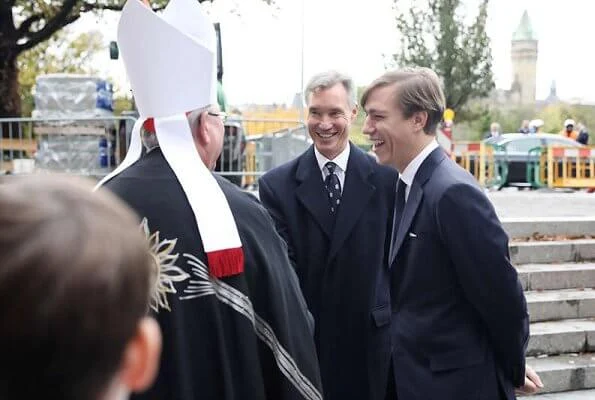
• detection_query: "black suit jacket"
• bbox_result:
[388,147,529,400]
[105,149,322,400]
[259,143,398,400]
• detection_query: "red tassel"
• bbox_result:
[143,118,155,133]
[207,247,244,278]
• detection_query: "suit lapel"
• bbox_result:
[328,144,375,262]
[295,146,334,239]
[388,147,447,267]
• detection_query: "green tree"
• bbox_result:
[349,86,369,148]
[17,29,104,116]
[112,93,134,115]
[392,0,494,113]
[3,0,274,117]
[453,103,536,140]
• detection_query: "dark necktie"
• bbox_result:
[324,161,342,214]
[390,179,407,250]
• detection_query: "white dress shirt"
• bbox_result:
[314,144,350,193]
[398,139,439,201]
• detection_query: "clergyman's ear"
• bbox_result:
[195,111,211,146]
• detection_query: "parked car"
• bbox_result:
[483,133,584,188]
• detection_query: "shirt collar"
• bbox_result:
[399,139,439,186]
[314,143,350,173]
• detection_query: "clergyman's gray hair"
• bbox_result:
[304,71,357,108]
[141,105,211,152]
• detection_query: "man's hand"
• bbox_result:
[515,364,544,395]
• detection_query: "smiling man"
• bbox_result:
[259,71,398,400]
[361,67,541,400]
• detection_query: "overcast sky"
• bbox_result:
[71,0,595,105]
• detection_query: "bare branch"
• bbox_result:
[15,14,43,37]
[80,1,165,12]
[80,1,125,12]
[16,0,80,54]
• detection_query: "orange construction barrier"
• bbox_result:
[544,146,595,189]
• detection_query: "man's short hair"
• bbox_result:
[361,67,446,134]
[0,175,153,400]
[304,70,357,108]
[141,105,211,151]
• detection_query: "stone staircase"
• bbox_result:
[501,218,595,399]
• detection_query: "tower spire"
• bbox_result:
[513,10,537,41]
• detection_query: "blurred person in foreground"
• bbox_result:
[0,175,161,400]
[96,1,322,399]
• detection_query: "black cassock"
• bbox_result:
[105,149,322,400]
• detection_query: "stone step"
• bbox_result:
[524,353,595,394]
[517,263,595,291]
[528,319,595,357]
[502,217,595,240]
[518,388,595,399]
[510,240,595,265]
[526,289,595,322]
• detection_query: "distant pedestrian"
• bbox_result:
[484,122,502,139]
[559,119,579,140]
[529,119,544,133]
[519,120,530,134]
[577,123,589,145]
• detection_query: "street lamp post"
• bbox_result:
[299,0,305,122]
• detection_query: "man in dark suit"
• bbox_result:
[361,67,542,399]
[259,71,398,400]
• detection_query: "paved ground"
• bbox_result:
[248,187,594,218]
[518,389,595,399]
[487,189,595,218]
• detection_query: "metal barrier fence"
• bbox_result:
[451,141,508,189]
[0,117,311,190]
[526,146,544,188]
[452,140,595,190]
[542,146,595,189]
[0,116,136,177]
[1,117,310,186]
[219,120,310,188]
